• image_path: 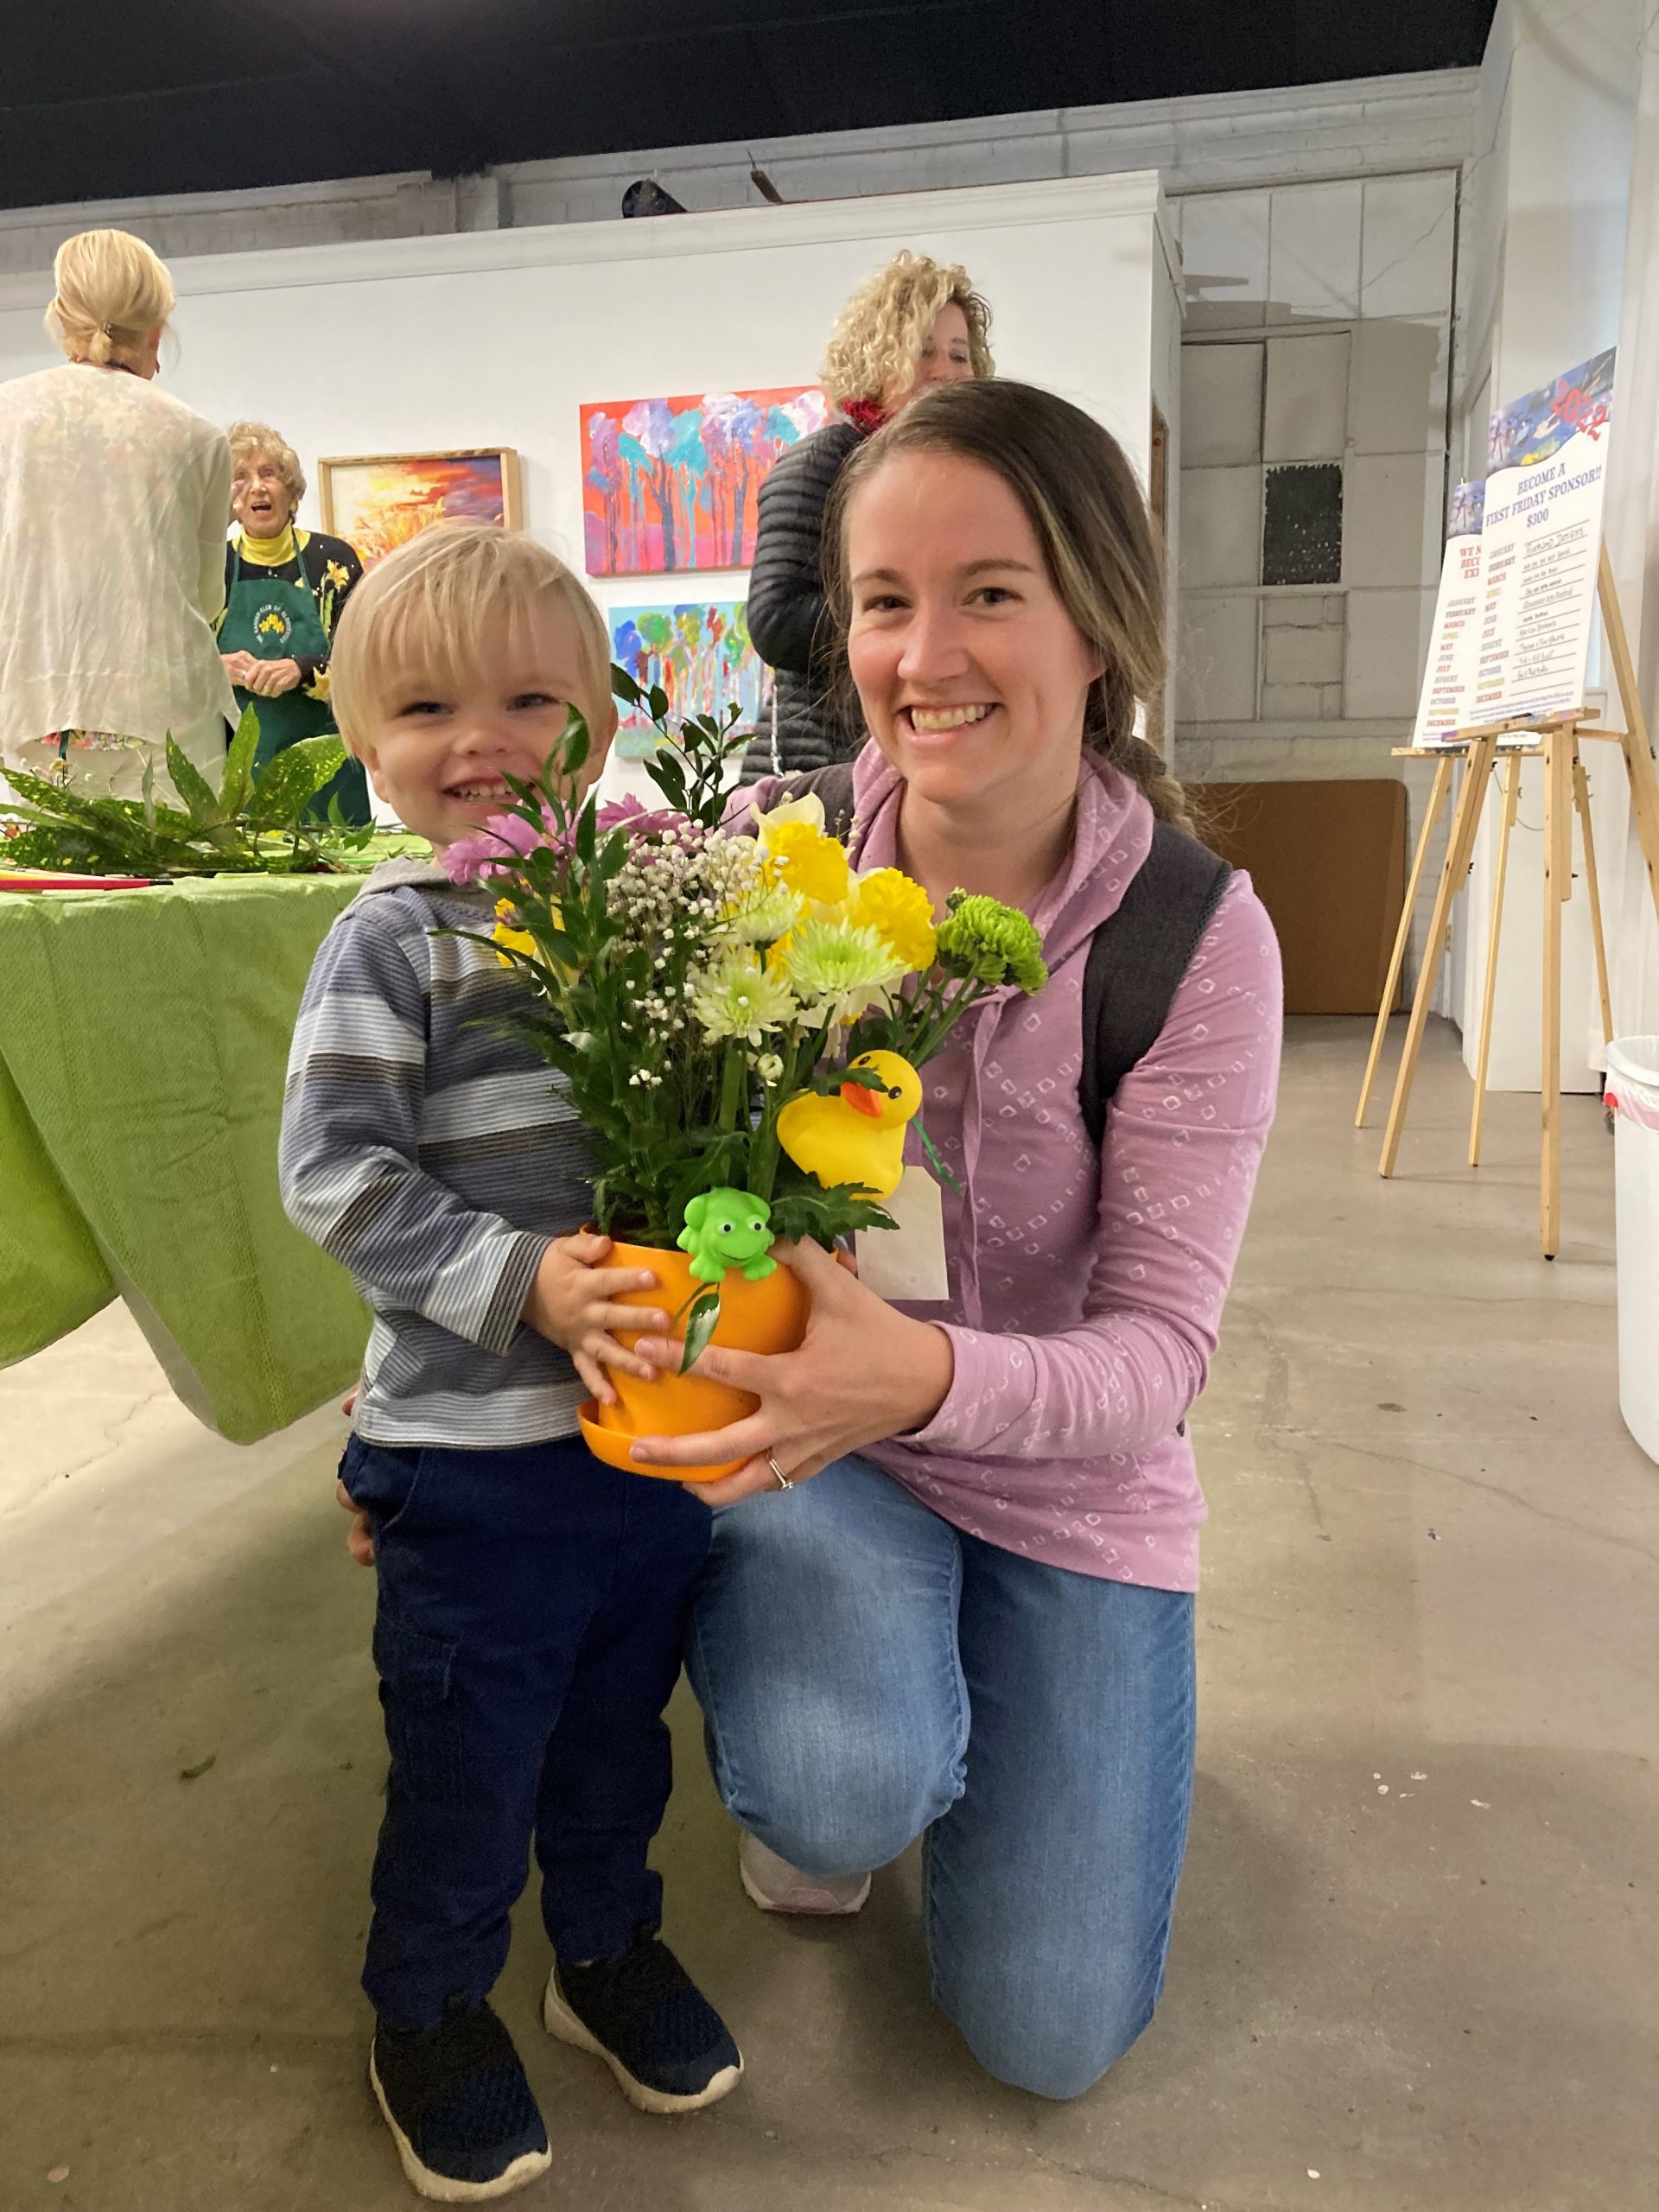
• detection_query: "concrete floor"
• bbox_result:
[3,1017,1656,2212]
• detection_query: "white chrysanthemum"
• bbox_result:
[721,880,805,945]
[783,917,906,1026]
[690,950,798,1046]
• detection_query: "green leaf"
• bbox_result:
[219,702,261,816]
[645,756,688,812]
[165,735,226,830]
[679,1290,721,1375]
[766,1179,897,1246]
[245,737,347,828]
[914,1117,963,1194]
[179,1753,217,1782]
[561,709,591,779]
[647,684,671,724]
[611,662,645,708]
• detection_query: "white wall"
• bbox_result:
[1452,0,1643,1094]
[0,175,1176,766]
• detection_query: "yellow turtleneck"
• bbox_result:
[237,523,306,568]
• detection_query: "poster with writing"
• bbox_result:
[1471,348,1614,741]
[1414,480,1486,746]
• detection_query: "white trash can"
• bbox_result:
[1606,1036,1659,1465]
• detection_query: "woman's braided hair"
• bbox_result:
[823,378,1196,838]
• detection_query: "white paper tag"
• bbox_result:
[855,1166,950,1302]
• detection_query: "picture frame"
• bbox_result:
[579,389,827,575]
[316,447,524,565]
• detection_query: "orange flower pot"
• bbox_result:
[578,1239,809,1483]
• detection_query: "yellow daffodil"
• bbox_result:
[493,923,537,965]
[763,819,852,907]
[849,868,937,971]
[751,791,827,848]
[493,895,546,966]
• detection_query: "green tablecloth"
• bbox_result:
[0,874,374,1441]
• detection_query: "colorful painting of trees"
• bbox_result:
[582,388,828,575]
[609,602,765,747]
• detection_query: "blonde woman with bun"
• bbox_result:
[739,250,992,779]
[0,229,237,799]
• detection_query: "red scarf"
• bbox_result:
[842,397,891,438]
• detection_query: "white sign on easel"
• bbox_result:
[1472,346,1615,742]
[1414,480,1486,747]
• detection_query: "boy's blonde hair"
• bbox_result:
[47,228,175,367]
[819,250,994,409]
[329,525,612,753]
[229,419,306,505]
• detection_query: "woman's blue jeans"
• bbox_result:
[686,1454,1196,2101]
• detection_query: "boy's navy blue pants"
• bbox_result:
[340,1432,710,2034]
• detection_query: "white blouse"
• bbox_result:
[0,364,237,767]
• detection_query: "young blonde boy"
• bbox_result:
[280,526,741,2202]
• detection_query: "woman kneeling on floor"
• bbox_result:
[631,377,1285,2101]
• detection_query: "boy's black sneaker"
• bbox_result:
[370,1996,552,2202]
[543,1929,742,2113]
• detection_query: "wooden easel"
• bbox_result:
[1356,549,1659,1256]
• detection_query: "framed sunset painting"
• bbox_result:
[317,448,523,565]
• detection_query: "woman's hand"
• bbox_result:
[245,657,302,697]
[628,1237,954,1506]
[221,650,257,685]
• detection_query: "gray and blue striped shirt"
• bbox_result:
[279,856,594,1448]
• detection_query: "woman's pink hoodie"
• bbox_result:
[737,746,1283,1592]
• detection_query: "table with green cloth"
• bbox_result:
[0,874,376,1442]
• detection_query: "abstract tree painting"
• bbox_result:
[318,449,523,567]
[582,389,829,575]
[609,602,765,751]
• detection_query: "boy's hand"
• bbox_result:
[337,1480,376,1567]
[523,1233,669,1404]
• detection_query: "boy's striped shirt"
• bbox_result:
[280,857,594,1447]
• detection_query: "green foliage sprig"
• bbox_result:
[0,706,378,877]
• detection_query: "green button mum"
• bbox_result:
[935,893,1049,995]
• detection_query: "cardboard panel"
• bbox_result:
[1189,779,1407,1015]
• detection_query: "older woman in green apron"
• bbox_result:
[219,420,371,822]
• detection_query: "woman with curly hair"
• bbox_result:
[739,250,993,779]
[219,421,371,822]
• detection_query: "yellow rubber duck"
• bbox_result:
[776,1051,923,1201]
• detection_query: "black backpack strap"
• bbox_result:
[737,760,857,840]
[1078,823,1233,1148]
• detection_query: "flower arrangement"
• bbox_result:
[448,667,1044,1235]
[445,668,1046,1419]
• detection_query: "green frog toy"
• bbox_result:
[677,1189,777,1284]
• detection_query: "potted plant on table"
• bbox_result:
[444,668,1047,1480]
[0,709,379,878]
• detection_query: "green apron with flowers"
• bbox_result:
[220,542,371,823]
